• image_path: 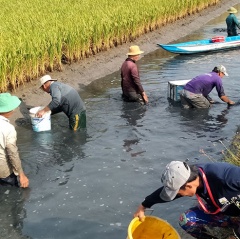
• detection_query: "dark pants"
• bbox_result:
[122,92,144,104]
[69,110,86,131]
[0,173,18,187]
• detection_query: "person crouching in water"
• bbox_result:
[180,65,235,109]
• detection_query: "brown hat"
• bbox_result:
[126,45,144,56]
[227,7,237,14]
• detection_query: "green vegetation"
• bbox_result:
[222,133,240,166]
[0,0,219,92]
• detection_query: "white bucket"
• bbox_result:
[29,106,51,132]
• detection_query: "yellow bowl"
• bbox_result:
[127,216,181,239]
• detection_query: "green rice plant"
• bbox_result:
[0,0,220,92]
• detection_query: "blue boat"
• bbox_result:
[158,35,240,54]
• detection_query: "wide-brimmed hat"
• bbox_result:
[126,45,144,56]
[227,7,237,14]
[39,75,57,88]
[159,161,191,201]
[217,65,228,76]
[0,93,21,113]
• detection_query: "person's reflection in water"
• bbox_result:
[121,102,147,157]
[180,108,229,132]
[121,101,146,126]
[0,187,31,238]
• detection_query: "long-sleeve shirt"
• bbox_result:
[142,162,240,216]
[121,58,144,97]
[226,13,240,36]
[183,72,225,98]
[0,115,23,178]
[48,82,86,117]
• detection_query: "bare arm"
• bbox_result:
[36,106,51,118]
[141,91,149,104]
[134,204,146,221]
[220,95,235,105]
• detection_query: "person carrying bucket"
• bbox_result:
[36,75,86,131]
[0,93,29,188]
[134,161,240,239]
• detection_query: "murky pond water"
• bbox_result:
[1,6,240,239]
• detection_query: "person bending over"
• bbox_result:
[134,161,240,239]
[37,75,86,131]
[180,65,234,109]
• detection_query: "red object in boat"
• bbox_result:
[211,36,225,43]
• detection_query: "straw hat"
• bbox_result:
[126,45,144,56]
[0,93,21,113]
[227,7,237,14]
[39,75,57,88]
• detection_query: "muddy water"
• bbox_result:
[1,6,240,239]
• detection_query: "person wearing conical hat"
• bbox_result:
[0,93,29,188]
[226,7,240,37]
[121,45,148,105]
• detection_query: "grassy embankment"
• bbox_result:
[223,129,240,166]
[0,0,219,92]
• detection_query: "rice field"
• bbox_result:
[0,0,219,92]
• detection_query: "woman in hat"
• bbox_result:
[226,7,240,37]
[121,45,148,104]
[0,93,29,188]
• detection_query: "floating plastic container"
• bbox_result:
[29,106,51,132]
[211,36,225,43]
[168,79,190,102]
[127,216,181,239]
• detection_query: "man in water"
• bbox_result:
[180,65,235,109]
[37,75,86,131]
[0,93,29,187]
[226,7,240,37]
[134,161,240,239]
[121,45,148,105]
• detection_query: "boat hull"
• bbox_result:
[158,36,240,54]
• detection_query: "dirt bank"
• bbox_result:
[13,0,239,123]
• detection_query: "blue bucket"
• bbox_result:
[29,107,51,132]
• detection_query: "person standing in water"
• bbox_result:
[226,7,240,37]
[121,45,148,105]
[0,93,29,187]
